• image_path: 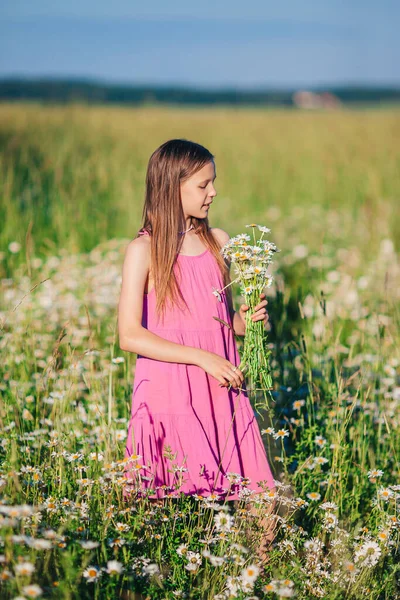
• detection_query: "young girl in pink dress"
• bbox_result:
[118,139,276,507]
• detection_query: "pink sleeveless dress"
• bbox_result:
[123,230,275,500]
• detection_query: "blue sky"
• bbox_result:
[1,1,399,89]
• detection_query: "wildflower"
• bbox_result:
[293,399,305,410]
[115,430,127,441]
[142,563,160,576]
[261,427,275,436]
[15,561,35,575]
[377,531,390,545]
[377,487,394,501]
[314,435,327,448]
[22,408,34,421]
[112,357,125,364]
[21,585,43,598]
[323,512,338,531]
[208,554,225,567]
[264,580,278,592]
[226,472,243,484]
[294,497,308,508]
[292,244,309,260]
[273,429,289,440]
[241,564,260,584]
[231,542,249,554]
[28,539,53,550]
[1,569,13,580]
[367,469,384,483]
[184,551,201,571]
[191,494,204,503]
[264,579,295,597]
[244,285,254,294]
[83,566,102,582]
[89,452,104,461]
[314,456,329,465]
[343,560,357,573]
[171,465,188,474]
[214,511,234,532]
[263,489,277,501]
[232,251,248,262]
[79,540,100,549]
[226,575,242,595]
[265,276,274,288]
[304,538,324,553]
[176,544,188,557]
[0,504,37,518]
[208,491,222,501]
[388,515,399,529]
[306,492,321,501]
[354,540,382,567]
[108,538,125,548]
[9,241,21,253]
[320,501,338,511]
[277,540,296,555]
[104,560,123,575]
[127,453,142,462]
[65,452,84,462]
[277,587,295,598]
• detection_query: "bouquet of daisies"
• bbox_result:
[213,224,279,414]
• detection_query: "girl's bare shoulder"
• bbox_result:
[210,227,230,246]
[124,234,151,266]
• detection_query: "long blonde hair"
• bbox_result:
[137,139,232,323]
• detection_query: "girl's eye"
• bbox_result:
[199,185,207,189]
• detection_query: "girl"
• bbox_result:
[118,139,276,528]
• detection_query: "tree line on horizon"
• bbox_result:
[0,77,399,107]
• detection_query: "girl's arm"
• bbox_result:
[118,237,206,365]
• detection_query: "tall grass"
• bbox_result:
[0,103,399,273]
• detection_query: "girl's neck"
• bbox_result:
[179,223,195,235]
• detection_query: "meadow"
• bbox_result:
[0,102,399,599]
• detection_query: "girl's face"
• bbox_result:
[180,161,217,221]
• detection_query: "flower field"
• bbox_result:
[0,103,399,599]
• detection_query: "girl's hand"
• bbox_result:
[197,351,244,389]
[238,293,269,331]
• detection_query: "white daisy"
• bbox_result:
[354,540,382,567]
[214,511,234,532]
[21,585,43,598]
[104,560,123,575]
[273,429,290,440]
[378,487,394,501]
[241,564,260,584]
[176,543,188,556]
